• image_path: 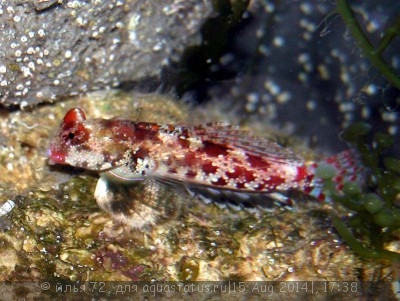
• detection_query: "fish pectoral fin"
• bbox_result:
[104,165,146,182]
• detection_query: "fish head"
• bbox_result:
[48,108,130,171]
[48,108,89,164]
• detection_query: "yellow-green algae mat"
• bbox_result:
[0,91,397,300]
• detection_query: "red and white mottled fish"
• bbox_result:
[48,108,364,206]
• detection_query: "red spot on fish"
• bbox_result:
[185,170,197,179]
[211,177,228,186]
[176,136,190,148]
[262,175,285,189]
[201,141,229,157]
[127,123,157,141]
[225,166,256,183]
[202,161,218,175]
[108,121,136,142]
[295,165,308,182]
[235,182,245,189]
[246,154,269,168]
[63,108,86,124]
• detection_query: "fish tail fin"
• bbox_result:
[307,149,365,201]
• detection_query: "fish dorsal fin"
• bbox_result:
[187,123,303,164]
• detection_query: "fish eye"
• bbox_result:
[61,124,89,145]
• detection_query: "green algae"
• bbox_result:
[363,193,384,214]
[177,256,199,281]
[323,122,400,262]
[335,0,400,90]
[4,176,101,281]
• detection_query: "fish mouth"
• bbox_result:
[47,146,66,165]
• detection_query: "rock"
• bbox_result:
[0,0,214,106]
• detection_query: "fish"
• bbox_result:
[48,108,364,207]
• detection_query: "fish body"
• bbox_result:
[49,108,363,203]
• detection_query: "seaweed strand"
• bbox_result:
[329,211,400,262]
[335,0,400,90]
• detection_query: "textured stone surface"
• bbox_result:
[0,0,213,106]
